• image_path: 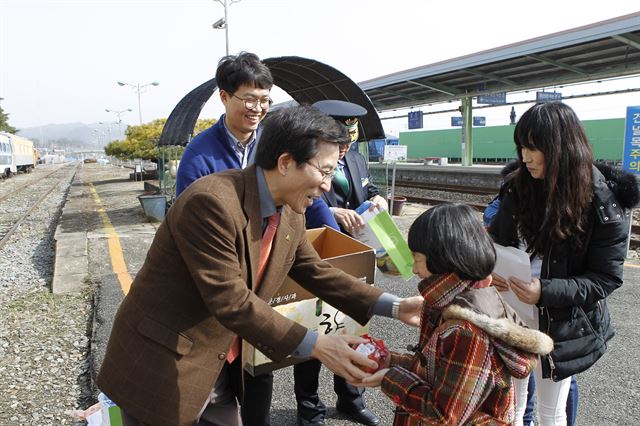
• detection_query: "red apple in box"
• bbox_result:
[352,334,389,373]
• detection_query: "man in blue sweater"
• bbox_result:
[176,52,272,197]
[176,52,337,229]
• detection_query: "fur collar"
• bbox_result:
[442,303,553,356]
[593,162,639,209]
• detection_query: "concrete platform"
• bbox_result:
[369,162,506,189]
[53,163,640,425]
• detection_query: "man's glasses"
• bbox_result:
[232,93,273,110]
[306,161,336,183]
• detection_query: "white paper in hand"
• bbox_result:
[493,243,536,326]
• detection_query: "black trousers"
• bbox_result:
[293,358,365,421]
[241,368,274,426]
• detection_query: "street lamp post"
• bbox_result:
[98,121,114,142]
[212,0,241,56]
[105,108,133,135]
[116,81,160,125]
[92,129,105,149]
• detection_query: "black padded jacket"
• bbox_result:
[489,163,639,381]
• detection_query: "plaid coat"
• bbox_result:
[381,273,553,426]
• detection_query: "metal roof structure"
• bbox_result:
[360,12,640,111]
[158,56,385,146]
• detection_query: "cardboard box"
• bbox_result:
[244,226,376,376]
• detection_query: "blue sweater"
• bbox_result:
[176,115,255,196]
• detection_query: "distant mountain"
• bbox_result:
[17,122,126,148]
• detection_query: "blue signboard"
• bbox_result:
[622,105,640,175]
[451,116,463,126]
[473,116,486,126]
[536,91,562,103]
[408,110,423,129]
[477,92,506,105]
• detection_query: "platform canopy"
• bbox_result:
[360,12,640,111]
[158,56,385,146]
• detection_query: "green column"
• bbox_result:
[461,96,473,166]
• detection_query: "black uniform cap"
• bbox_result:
[312,100,367,119]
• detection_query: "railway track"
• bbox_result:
[0,163,78,250]
[0,163,68,203]
[405,194,640,251]
[394,180,498,196]
[403,195,488,212]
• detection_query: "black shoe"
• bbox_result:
[296,413,326,426]
[335,404,381,426]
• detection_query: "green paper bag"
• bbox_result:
[353,201,414,279]
[99,393,123,426]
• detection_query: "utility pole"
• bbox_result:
[116,81,160,125]
[212,0,241,56]
[105,108,132,136]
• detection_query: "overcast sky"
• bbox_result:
[1,0,639,134]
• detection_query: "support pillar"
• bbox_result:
[461,96,473,166]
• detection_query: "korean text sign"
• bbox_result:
[622,106,640,175]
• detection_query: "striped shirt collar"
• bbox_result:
[222,115,257,168]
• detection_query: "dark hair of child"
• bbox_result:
[408,203,496,281]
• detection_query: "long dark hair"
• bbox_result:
[408,203,496,281]
[513,102,593,254]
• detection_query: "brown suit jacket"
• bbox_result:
[96,166,383,426]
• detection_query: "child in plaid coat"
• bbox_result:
[357,203,554,425]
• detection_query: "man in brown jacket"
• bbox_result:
[97,106,421,426]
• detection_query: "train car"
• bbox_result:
[0,133,12,177]
[0,132,36,178]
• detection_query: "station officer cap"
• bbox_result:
[312,100,367,119]
[312,100,367,143]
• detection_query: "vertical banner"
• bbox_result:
[622,106,640,174]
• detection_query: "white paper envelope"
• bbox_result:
[493,243,536,326]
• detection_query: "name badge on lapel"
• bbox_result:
[361,177,369,187]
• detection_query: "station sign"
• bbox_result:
[383,145,408,162]
[477,92,506,105]
[451,116,463,126]
[536,91,562,103]
[407,110,423,129]
[622,105,640,175]
[473,116,486,126]
[452,116,486,126]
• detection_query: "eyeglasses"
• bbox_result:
[306,161,336,183]
[232,93,273,110]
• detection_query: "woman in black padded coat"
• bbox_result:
[488,102,638,425]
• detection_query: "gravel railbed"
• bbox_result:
[0,165,75,240]
[0,164,91,425]
[0,163,67,201]
[394,185,496,205]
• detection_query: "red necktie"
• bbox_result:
[227,212,281,363]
